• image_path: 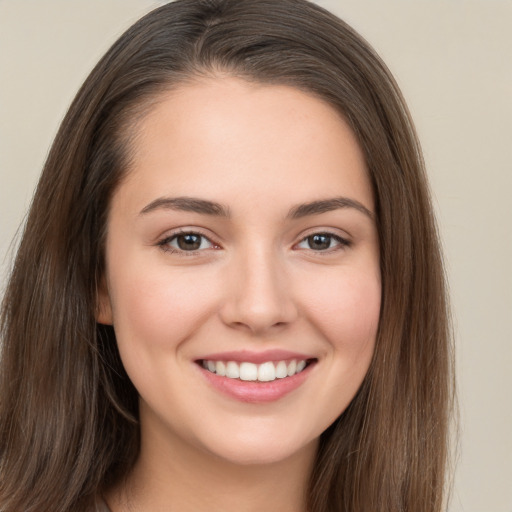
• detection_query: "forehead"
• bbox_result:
[115,76,373,215]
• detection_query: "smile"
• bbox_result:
[201,359,309,382]
[196,350,317,402]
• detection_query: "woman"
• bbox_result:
[0,1,453,511]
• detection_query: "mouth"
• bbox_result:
[197,358,316,382]
[195,354,318,403]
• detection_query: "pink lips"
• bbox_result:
[197,349,312,364]
[195,350,316,403]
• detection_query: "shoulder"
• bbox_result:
[92,496,112,512]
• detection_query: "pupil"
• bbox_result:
[177,234,201,250]
[309,234,330,250]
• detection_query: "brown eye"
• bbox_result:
[176,233,203,251]
[296,232,349,252]
[159,232,215,253]
[307,234,332,250]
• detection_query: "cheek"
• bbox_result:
[280,266,380,437]
[107,260,220,354]
[299,267,381,360]
[332,277,380,344]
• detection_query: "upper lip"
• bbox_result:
[196,349,315,364]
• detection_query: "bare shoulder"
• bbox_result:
[93,497,112,512]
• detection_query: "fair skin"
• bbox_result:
[98,76,381,512]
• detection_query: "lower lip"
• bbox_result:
[198,362,315,403]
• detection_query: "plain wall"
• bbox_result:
[1,1,511,510]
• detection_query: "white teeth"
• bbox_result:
[296,360,306,372]
[215,361,226,376]
[239,362,258,381]
[202,358,310,381]
[258,362,275,382]
[226,361,240,379]
[287,360,297,377]
[275,361,288,379]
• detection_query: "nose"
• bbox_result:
[219,246,298,335]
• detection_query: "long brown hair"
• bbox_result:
[0,1,454,511]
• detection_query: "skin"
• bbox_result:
[98,76,381,512]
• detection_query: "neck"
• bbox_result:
[106,414,318,512]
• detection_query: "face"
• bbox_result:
[98,77,381,466]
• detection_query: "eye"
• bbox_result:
[296,232,349,251]
[158,232,217,253]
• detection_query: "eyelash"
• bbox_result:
[157,230,218,255]
[295,232,351,253]
[156,230,351,255]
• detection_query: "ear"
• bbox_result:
[96,276,113,325]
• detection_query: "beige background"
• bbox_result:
[1,1,511,510]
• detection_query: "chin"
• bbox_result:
[196,426,319,467]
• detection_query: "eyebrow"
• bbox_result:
[287,197,374,220]
[139,197,230,217]
[139,195,374,220]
